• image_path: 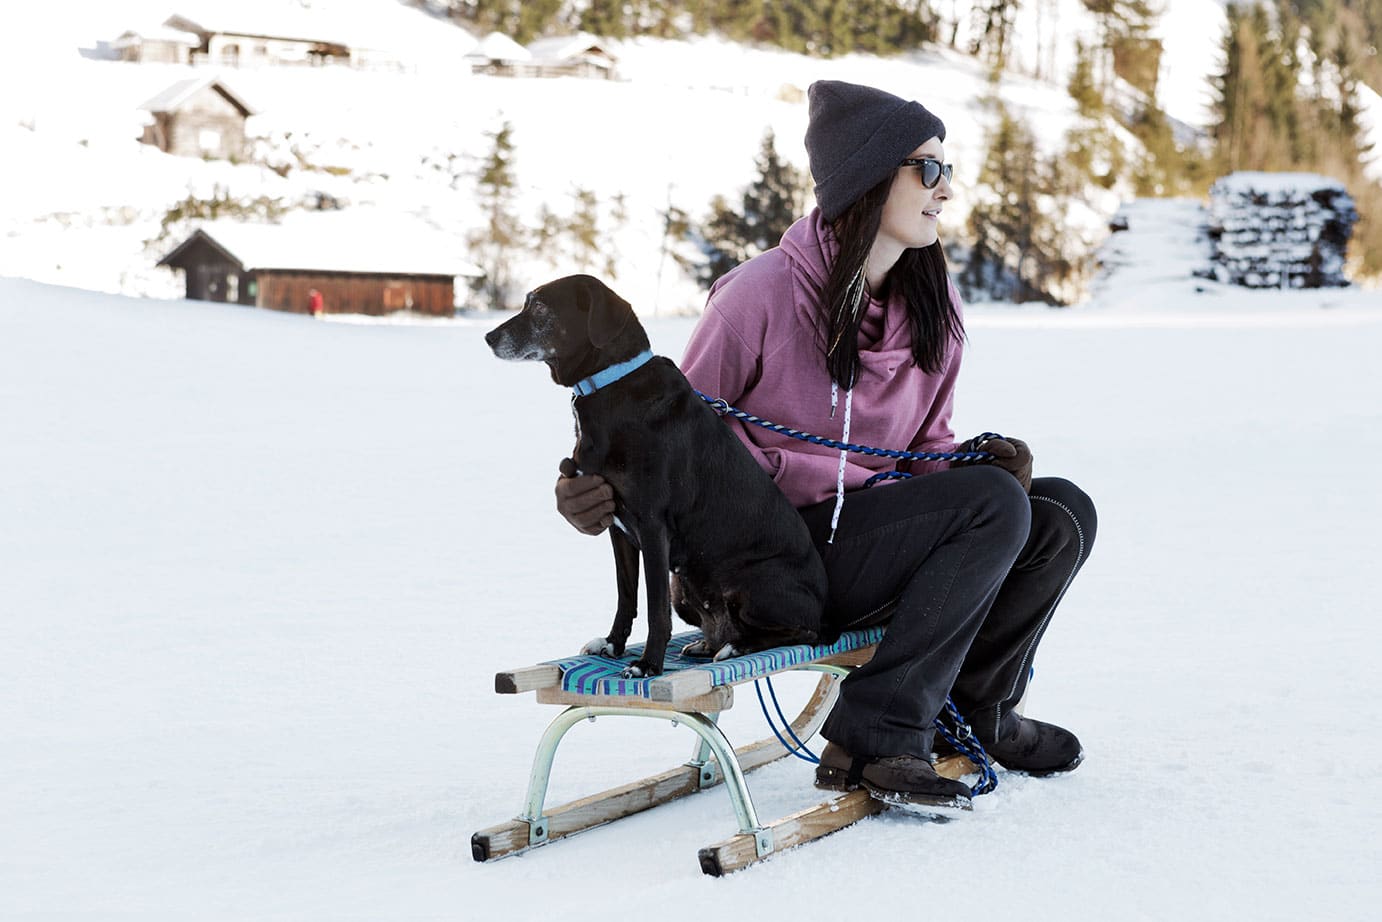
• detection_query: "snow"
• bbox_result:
[3,198,1381,919]
[467,32,533,63]
[1213,171,1347,196]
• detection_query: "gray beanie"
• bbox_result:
[804,80,946,221]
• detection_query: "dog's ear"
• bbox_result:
[580,276,634,348]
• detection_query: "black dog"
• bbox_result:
[486,274,826,677]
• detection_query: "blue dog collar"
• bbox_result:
[572,350,654,397]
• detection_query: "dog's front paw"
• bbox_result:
[581,637,622,657]
[712,643,743,662]
[681,639,713,658]
[621,659,663,679]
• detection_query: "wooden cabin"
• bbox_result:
[466,32,534,77]
[525,33,618,79]
[158,221,484,317]
[139,77,255,160]
[113,26,200,64]
[163,12,351,67]
[467,32,620,79]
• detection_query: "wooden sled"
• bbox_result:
[471,630,978,876]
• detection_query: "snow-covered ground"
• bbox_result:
[3,199,1380,919]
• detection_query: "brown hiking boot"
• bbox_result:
[814,741,972,810]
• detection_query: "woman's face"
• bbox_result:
[876,137,951,252]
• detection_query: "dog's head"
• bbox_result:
[485,275,649,387]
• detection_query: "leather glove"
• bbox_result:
[555,457,616,535]
[958,434,1033,493]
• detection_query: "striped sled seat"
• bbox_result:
[471,628,979,876]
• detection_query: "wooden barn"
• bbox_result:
[158,220,484,317]
[138,77,255,160]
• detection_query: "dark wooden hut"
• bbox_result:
[139,77,255,160]
[158,222,483,316]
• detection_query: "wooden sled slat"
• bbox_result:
[495,664,562,694]
[695,752,983,875]
[698,790,884,876]
[472,760,706,861]
[535,684,733,712]
[935,753,978,779]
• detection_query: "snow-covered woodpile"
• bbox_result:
[1202,172,1358,288]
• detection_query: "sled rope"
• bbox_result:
[753,677,999,797]
[754,677,821,763]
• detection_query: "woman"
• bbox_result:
[556,80,1097,810]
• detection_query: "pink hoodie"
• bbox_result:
[680,208,964,510]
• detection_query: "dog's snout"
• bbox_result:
[484,328,501,349]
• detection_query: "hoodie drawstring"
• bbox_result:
[827,381,853,544]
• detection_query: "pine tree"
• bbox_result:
[515,0,562,42]
[1068,39,1105,119]
[962,97,1088,303]
[580,0,630,39]
[971,0,1018,71]
[567,186,613,277]
[696,129,807,287]
[468,121,526,309]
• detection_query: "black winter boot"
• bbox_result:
[975,716,1083,776]
[815,742,972,810]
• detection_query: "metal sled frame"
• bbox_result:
[471,642,973,875]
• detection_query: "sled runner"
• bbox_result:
[471,629,978,876]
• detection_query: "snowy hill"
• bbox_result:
[4,0,1380,314]
[0,0,1226,313]
[3,199,1380,918]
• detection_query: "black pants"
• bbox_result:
[797,466,1097,759]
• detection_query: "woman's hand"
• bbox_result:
[555,457,616,535]
[959,434,1033,492]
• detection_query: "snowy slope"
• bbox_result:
[8,0,1379,310]
[0,0,1137,311]
[3,200,1380,919]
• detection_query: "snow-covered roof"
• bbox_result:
[161,217,483,278]
[163,9,348,46]
[1212,171,1348,197]
[525,32,616,66]
[466,32,531,62]
[140,77,256,117]
[113,26,201,48]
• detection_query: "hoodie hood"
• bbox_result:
[777,208,917,382]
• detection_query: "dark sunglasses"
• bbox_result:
[900,158,953,188]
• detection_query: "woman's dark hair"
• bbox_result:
[818,173,963,389]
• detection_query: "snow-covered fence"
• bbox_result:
[1200,172,1358,288]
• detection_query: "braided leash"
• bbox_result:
[933,699,1000,796]
[696,391,1000,466]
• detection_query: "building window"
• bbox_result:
[247,280,258,298]
[226,273,238,301]
[199,129,221,151]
